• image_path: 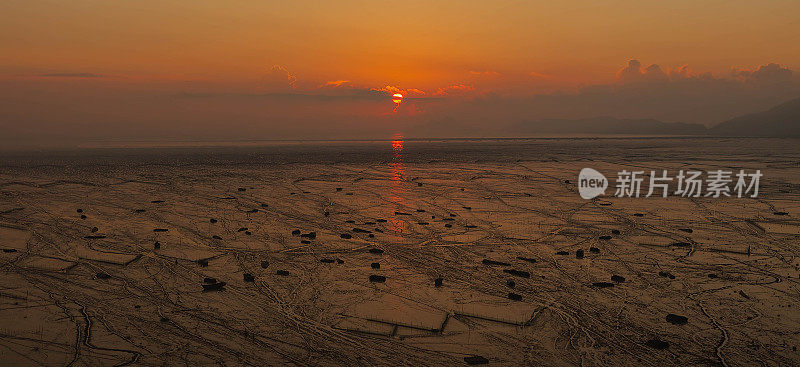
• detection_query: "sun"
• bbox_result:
[392,93,403,103]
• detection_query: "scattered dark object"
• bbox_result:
[364,221,376,225]
[345,220,356,224]
[336,187,343,191]
[369,275,386,283]
[444,224,453,228]
[599,235,612,240]
[633,213,644,217]
[2,249,18,253]
[464,355,489,365]
[773,211,788,216]
[368,234,375,238]
[320,258,335,264]
[506,279,516,288]
[507,292,523,301]
[376,219,387,223]
[209,218,217,223]
[598,202,612,206]
[449,213,457,217]
[564,179,570,184]
[371,262,380,269]
[261,203,269,208]
[482,259,511,266]
[442,217,455,221]
[291,229,301,236]
[202,282,226,291]
[160,317,169,322]
[416,209,426,212]
[417,182,423,187]
[340,233,352,239]
[77,209,83,213]
[245,231,252,236]
[336,259,344,264]
[276,270,290,276]
[134,209,146,213]
[435,277,443,287]
[352,228,371,233]
[237,227,248,232]
[197,259,209,267]
[248,209,258,213]
[80,215,87,219]
[517,256,536,263]
[300,232,317,239]
[368,248,384,254]
[708,273,718,279]
[153,241,161,249]
[665,314,688,325]
[645,339,670,350]
[394,211,411,216]
[738,290,750,299]
[203,277,217,284]
[212,235,222,240]
[556,251,569,256]
[90,227,99,233]
[503,269,531,278]
[243,273,255,282]
[463,206,472,210]
[465,224,477,228]
[611,229,620,235]
[96,272,111,279]
[678,228,693,233]
[84,235,106,239]
[592,282,614,288]
[261,260,269,268]
[418,221,429,225]
[153,228,168,232]
[300,240,310,244]
[575,249,584,259]
[151,200,164,203]
[238,187,246,192]
[611,275,626,283]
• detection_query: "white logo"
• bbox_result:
[579,168,608,199]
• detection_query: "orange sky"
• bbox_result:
[2,0,799,91]
[1,1,799,146]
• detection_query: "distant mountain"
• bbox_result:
[709,97,800,137]
[511,117,706,135]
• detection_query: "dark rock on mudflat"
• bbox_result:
[76,209,83,213]
[670,242,691,247]
[320,258,334,264]
[507,292,522,301]
[203,277,217,284]
[151,200,164,203]
[774,211,788,215]
[336,259,344,264]
[611,275,625,283]
[300,232,317,239]
[96,272,111,279]
[202,282,226,291]
[435,277,443,287]
[84,235,106,239]
[503,269,530,278]
[445,224,453,228]
[465,224,477,228]
[261,260,270,268]
[237,227,248,232]
[368,248,384,254]
[153,241,161,250]
[506,279,516,288]
[340,233,352,239]
[352,228,371,233]
[209,218,217,223]
[91,227,99,233]
[482,259,511,266]
[153,228,168,232]
[371,262,380,269]
[679,228,693,233]
[394,211,411,216]
[212,235,222,240]
[276,270,290,276]
[2,249,18,253]
[633,213,644,217]
[666,314,688,325]
[517,256,536,263]
[599,235,612,240]
[645,339,669,350]
[611,229,621,235]
[197,259,209,267]
[556,251,569,256]
[245,231,252,236]
[291,229,301,236]
[80,215,87,219]
[464,355,489,365]
[369,275,386,283]
[243,273,255,282]
[592,282,614,288]
[376,218,387,223]
[575,249,584,259]
[345,220,356,224]
[589,247,600,254]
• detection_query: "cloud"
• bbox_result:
[528,71,552,79]
[616,60,667,83]
[469,70,500,77]
[434,84,475,96]
[264,65,296,90]
[319,80,351,88]
[373,85,425,97]
[39,73,104,78]
[731,63,793,84]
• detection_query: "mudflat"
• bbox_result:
[0,137,798,366]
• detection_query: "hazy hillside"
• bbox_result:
[709,97,800,137]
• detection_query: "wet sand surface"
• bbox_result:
[0,138,799,366]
